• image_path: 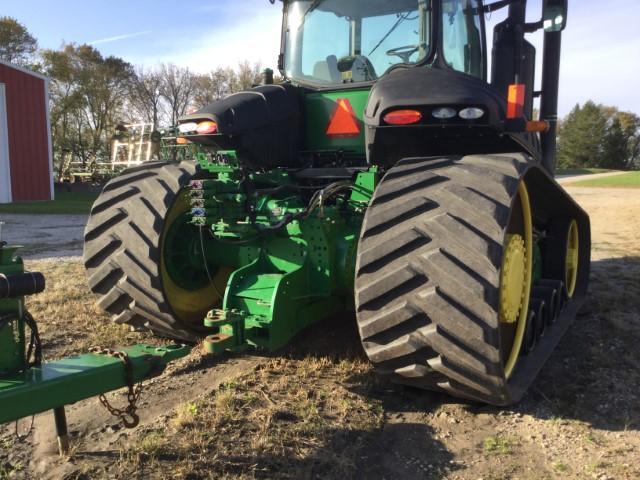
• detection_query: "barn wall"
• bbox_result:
[0,63,52,202]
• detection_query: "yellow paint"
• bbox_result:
[499,235,526,324]
[503,181,533,379]
[565,219,579,298]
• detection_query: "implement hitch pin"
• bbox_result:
[53,406,70,456]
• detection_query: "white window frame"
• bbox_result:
[0,83,12,204]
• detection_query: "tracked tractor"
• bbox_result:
[84,0,590,405]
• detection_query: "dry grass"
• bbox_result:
[23,259,163,359]
[115,355,384,480]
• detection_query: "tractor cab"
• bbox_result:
[275,0,568,173]
[282,0,482,86]
[181,0,568,174]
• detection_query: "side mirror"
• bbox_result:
[542,0,568,33]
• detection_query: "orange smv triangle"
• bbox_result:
[326,98,361,137]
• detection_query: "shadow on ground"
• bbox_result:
[287,256,640,437]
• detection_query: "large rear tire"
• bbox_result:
[83,161,226,341]
[355,154,585,405]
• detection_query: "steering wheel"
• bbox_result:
[386,45,420,63]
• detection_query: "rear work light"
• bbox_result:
[196,121,218,135]
[432,107,457,119]
[459,108,485,120]
[383,109,423,125]
[178,122,198,134]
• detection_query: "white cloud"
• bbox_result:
[158,8,282,73]
[90,30,153,46]
[128,0,640,115]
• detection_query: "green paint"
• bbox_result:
[304,89,371,154]
[191,151,378,353]
[0,248,25,376]
[163,211,212,291]
[0,245,191,425]
[0,344,190,424]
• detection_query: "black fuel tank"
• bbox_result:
[180,84,301,168]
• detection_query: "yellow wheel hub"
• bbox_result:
[565,220,579,298]
[500,235,527,324]
[161,191,229,325]
[501,181,534,379]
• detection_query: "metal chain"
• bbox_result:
[14,416,35,442]
[89,347,142,428]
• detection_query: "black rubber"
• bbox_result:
[83,161,199,341]
[355,154,589,405]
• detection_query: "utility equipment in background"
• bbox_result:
[111,123,160,169]
[84,0,589,405]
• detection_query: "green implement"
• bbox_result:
[0,243,190,454]
[0,344,190,425]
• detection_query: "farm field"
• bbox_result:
[0,190,99,215]
[569,171,640,188]
[0,184,639,480]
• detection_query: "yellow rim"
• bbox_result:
[501,181,533,379]
[160,191,230,326]
[565,220,579,298]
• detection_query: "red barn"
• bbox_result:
[0,59,53,203]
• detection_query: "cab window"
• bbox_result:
[441,0,484,78]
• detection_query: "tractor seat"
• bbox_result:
[312,55,341,83]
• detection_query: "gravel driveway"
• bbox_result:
[0,214,87,260]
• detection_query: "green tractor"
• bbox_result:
[84,0,589,406]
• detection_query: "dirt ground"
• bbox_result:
[1,185,639,480]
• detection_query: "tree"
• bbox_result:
[159,64,198,125]
[0,17,37,66]
[601,117,629,170]
[233,61,262,91]
[193,67,235,107]
[128,67,165,128]
[616,111,640,169]
[41,44,133,170]
[557,101,608,169]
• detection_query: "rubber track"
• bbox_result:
[83,161,198,341]
[355,154,536,405]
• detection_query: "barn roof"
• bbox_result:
[0,59,49,83]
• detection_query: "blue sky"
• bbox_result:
[3,0,639,116]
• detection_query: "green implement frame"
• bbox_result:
[0,344,190,425]
[0,244,190,454]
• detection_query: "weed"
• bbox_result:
[483,436,513,456]
[585,431,607,446]
[172,402,199,429]
[553,461,569,473]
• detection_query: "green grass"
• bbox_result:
[0,190,98,215]
[555,168,614,176]
[570,171,640,188]
[483,436,514,456]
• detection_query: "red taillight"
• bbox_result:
[383,109,423,125]
[196,121,218,134]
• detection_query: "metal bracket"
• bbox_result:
[203,309,248,354]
